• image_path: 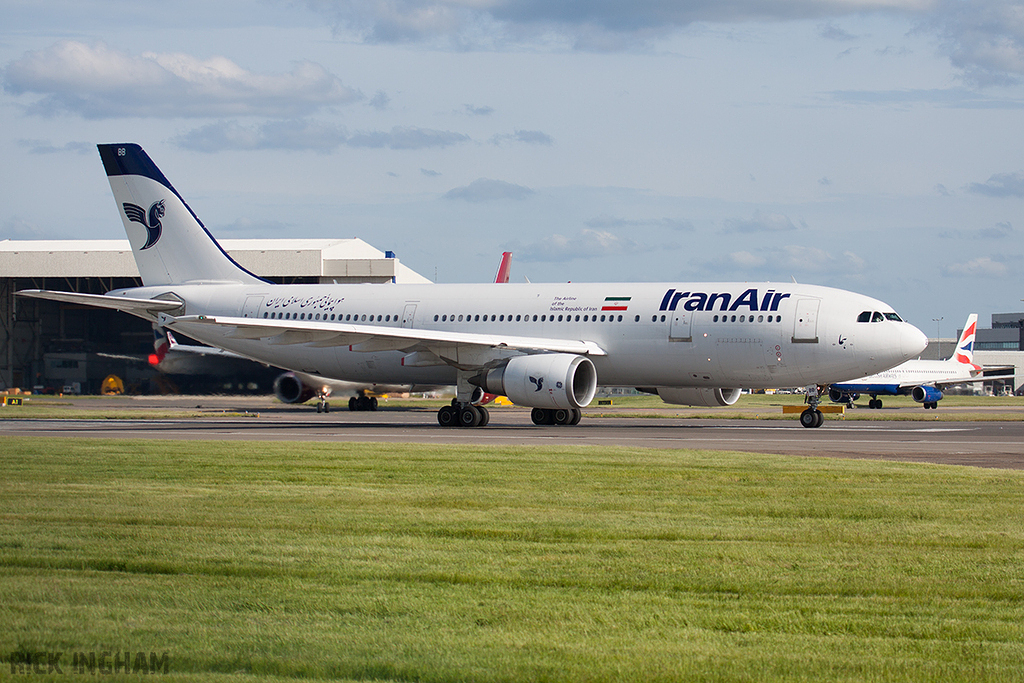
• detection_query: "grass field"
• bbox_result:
[2,437,1023,681]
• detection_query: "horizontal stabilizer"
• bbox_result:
[17,289,184,314]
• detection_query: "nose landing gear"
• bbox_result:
[800,384,825,428]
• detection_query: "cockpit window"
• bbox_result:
[857,311,871,323]
[884,312,903,322]
[872,311,885,322]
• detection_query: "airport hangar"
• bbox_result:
[2,238,1022,395]
[0,239,430,394]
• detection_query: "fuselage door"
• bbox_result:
[401,303,417,329]
[669,309,692,342]
[792,298,820,343]
[242,295,264,318]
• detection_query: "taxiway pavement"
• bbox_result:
[2,395,1022,470]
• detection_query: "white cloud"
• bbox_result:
[940,255,1015,277]
[931,0,1024,86]
[585,215,694,232]
[490,129,553,145]
[722,210,799,233]
[514,228,643,263]
[3,41,360,118]
[174,120,469,152]
[444,178,534,202]
[697,245,868,276]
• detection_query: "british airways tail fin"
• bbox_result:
[98,144,265,287]
[950,314,979,365]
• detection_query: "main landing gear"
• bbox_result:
[530,408,582,426]
[437,401,490,427]
[347,391,378,412]
[800,384,825,428]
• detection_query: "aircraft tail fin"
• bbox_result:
[98,144,265,287]
[494,251,512,284]
[950,314,979,366]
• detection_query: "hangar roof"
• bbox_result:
[0,238,431,284]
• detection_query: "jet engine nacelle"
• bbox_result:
[479,353,597,409]
[828,387,859,403]
[273,372,316,404]
[657,387,742,407]
[911,385,943,404]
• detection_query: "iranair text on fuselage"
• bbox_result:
[659,287,791,313]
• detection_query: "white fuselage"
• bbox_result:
[833,359,979,393]
[112,280,928,391]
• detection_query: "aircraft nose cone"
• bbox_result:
[901,324,929,359]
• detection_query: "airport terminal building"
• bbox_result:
[1,238,430,393]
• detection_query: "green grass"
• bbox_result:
[2,438,1023,681]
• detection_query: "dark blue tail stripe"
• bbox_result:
[97,144,270,284]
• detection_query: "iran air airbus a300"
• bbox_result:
[19,144,929,428]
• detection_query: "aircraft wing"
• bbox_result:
[18,289,182,314]
[170,314,607,366]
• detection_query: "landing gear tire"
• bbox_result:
[349,397,357,411]
[531,407,553,425]
[531,407,581,426]
[437,404,490,428]
[459,405,482,427]
[438,405,458,427]
[868,398,882,409]
[800,408,824,428]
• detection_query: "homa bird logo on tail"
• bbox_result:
[123,199,165,250]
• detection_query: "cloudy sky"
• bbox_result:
[3,0,1023,335]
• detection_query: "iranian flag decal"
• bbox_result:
[602,296,631,311]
